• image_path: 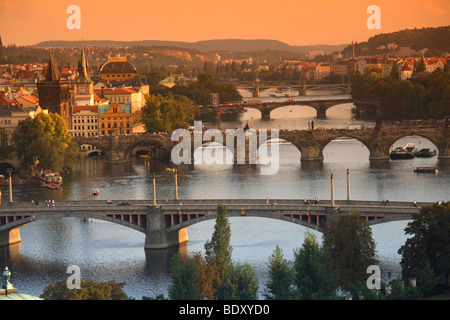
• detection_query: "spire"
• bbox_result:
[76,48,91,83]
[45,54,60,81]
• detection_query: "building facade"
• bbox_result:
[98,104,133,136]
[71,105,98,138]
[95,87,144,113]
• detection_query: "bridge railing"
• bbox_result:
[382,119,447,129]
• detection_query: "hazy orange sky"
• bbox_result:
[1,0,449,47]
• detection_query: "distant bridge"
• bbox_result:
[0,199,427,249]
[230,80,351,97]
[201,98,366,119]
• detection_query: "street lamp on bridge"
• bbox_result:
[166,168,179,200]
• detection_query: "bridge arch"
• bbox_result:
[167,211,325,233]
[321,136,371,162]
[126,138,172,159]
[0,212,146,233]
[323,102,356,118]
[389,135,439,158]
[0,162,17,176]
[269,104,318,118]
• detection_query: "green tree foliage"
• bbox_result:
[12,112,80,175]
[40,279,128,300]
[168,253,199,300]
[386,280,422,300]
[140,93,194,133]
[417,262,442,298]
[204,204,234,300]
[398,202,450,288]
[264,245,293,300]
[323,211,377,290]
[230,262,259,300]
[348,281,385,300]
[351,70,450,119]
[293,231,336,300]
[148,72,242,105]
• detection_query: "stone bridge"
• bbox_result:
[202,98,359,119]
[0,199,426,249]
[232,81,351,97]
[72,123,450,163]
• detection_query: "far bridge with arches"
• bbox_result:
[231,80,352,97]
[0,199,427,250]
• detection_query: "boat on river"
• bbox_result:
[414,167,438,173]
[390,143,417,160]
[413,148,437,158]
[40,171,62,190]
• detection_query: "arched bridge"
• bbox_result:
[0,199,428,250]
[232,81,351,97]
[72,121,450,163]
[201,98,358,119]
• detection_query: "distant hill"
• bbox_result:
[342,25,450,57]
[32,39,347,54]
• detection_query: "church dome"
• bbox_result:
[99,56,137,75]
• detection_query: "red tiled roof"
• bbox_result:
[72,105,98,114]
[94,88,138,95]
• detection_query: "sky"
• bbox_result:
[1,0,450,47]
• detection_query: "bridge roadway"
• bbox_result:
[0,199,425,249]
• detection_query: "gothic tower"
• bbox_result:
[37,54,71,129]
[74,49,94,106]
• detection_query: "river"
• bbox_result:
[1,89,448,300]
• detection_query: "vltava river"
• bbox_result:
[1,89,448,299]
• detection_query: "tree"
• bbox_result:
[264,245,293,300]
[386,280,422,300]
[140,93,194,133]
[230,262,259,300]
[417,262,442,298]
[168,253,199,300]
[323,211,377,290]
[398,202,450,288]
[12,112,81,176]
[204,203,233,300]
[40,279,128,300]
[190,252,219,300]
[293,231,336,300]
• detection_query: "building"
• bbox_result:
[98,103,133,136]
[98,56,138,83]
[159,73,193,88]
[94,87,144,113]
[400,63,413,80]
[0,103,47,146]
[37,54,71,129]
[71,105,98,138]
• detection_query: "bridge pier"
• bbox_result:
[0,228,21,247]
[261,106,272,120]
[144,206,189,250]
